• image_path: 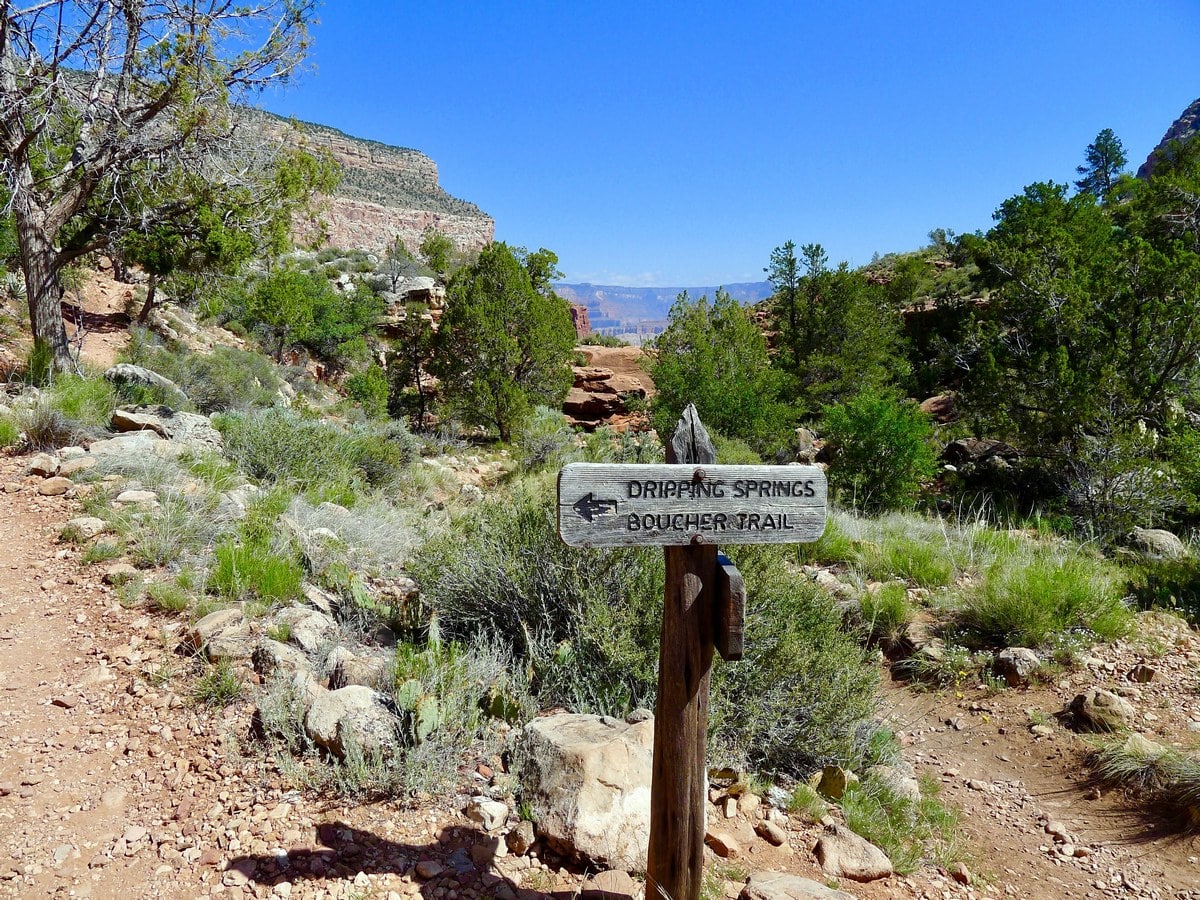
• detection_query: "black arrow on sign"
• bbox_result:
[573,492,618,522]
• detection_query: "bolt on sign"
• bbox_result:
[556,405,828,900]
[558,463,826,547]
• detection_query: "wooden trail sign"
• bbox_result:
[557,463,826,547]
[557,405,827,900]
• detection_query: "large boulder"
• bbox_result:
[1130,527,1187,561]
[517,713,653,871]
[110,404,223,453]
[304,684,399,759]
[88,431,185,460]
[103,364,189,405]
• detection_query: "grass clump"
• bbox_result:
[146,580,193,614]
[857,530,956,589]
[1090,735,1200,830]
[0,414,19,448]
[859,582,914,644]
[964,547,1132,647]
[14,400,87,451]
[709,549,880,775]
[46,373,116,428]
[193,660,244,707]
[787,783,829,823]
[841,773,963,873]
[82,539,125,564]
[208,488,303,606]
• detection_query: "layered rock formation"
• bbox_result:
[563,345,653,431]
[242,109,494,254]
[1138,96,1200,179]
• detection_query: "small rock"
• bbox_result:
[704,829,741,859]
[65,516,107,539]
[465,797,509,832]
[28,453,60,477]
[114,489,158,505]
[59,457,96,477]
[1069,688,1135,732]
[1127,664,1156,684]
[506,821,535,856]
[415,860,444,880]
[723,796,739,818]
[755,820,788,847]
[583,869,640,898]
[950,862,972,885]
[738,792,761,817]
[994,647,1041,687]
[38,476,73,496]
[103,563,139,586]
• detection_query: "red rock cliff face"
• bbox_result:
[245,109,494,255]
[570,304,592,339]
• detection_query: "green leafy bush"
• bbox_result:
[414,483,880,775]
[125,328,280,413]
[964,547,1131,647]
[344,364,388,419]
[822,391,937,512]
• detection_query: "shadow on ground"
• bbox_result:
[229,821,633,899]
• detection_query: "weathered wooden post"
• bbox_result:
[557,404,826,900]
[648,404,717,900]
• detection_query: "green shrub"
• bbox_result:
[345,364,389,419]
[708,545,879,775]
[125,328,280,413]
[711,432,764,465]
[216,409,413,500]
[1125,556,1200,623]
[796,512,859,566]
[964,547,1132,647]
[411,479,664,714]
[516,405,575,470]
[193,659,243,707]
[581,333,629,348]
[147,580,192,614]
[822,391,937,512]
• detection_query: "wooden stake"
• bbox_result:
[647,404,717,900]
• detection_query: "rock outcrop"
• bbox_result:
[564,346,653,431]
[241,109,493,255]
[1138,96,1200,179]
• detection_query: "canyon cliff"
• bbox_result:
[243,109,494,255]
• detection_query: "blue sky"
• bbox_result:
[260,1,1200,287]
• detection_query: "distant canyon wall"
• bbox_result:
[243,109,494,255]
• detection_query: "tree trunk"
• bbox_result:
[137,273,159,323]
[14,209,72,371]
